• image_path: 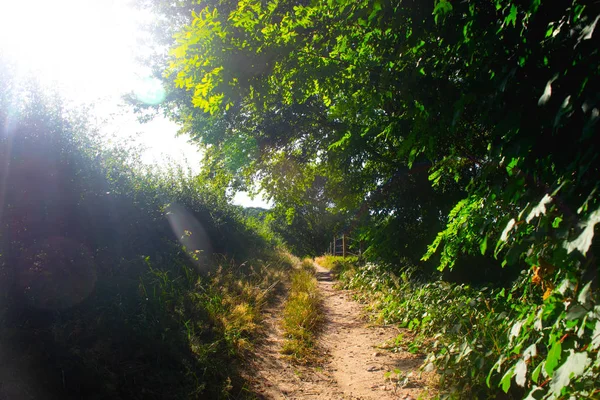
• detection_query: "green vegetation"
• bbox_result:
[323,256,600,399]
[281,258,322,360]
[147,0,599,396]
[0,62,291,399]
[315,255,359,276]
[2,0,599,397]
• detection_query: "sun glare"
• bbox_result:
[0,0,269,208]
[0,0,157,103]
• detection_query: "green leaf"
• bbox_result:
[506,157,518,176]
[545,340,562,376]
[552,216,563,228]
[549,350,591,396]
[285,207,296,224]
[480,236,488,255]
[500,366,515,393]
[505,5,518,27]
[433,0,453,24]
[328,132,352,150]
[531,363,543,384]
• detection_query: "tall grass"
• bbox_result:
[280,258,322,360]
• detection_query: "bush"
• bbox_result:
[335,261,599,399]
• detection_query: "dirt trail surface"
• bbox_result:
[244,264,430,399]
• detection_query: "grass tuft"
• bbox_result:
[280,261,321,360]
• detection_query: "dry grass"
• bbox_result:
[314,255,359,279]
[280,259,322,360]
[206,251,292,353]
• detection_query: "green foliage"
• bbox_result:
[0,64,289,399]
[338,260,600,399]
[149,0,600,397]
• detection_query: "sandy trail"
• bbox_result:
[244,264,429,399]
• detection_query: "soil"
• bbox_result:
[243,263,433,399]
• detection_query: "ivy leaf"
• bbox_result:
[549,350,591,396]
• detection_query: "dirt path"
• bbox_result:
[244,264,430,399]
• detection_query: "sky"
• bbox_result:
[0,0,271,208]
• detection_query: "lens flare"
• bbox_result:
[165,203,213,270]
[133,76,166,105]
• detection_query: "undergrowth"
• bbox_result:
[2,248,294,400]
[321,256,600,400]
[280,258,322,361]
[0,76,298,399]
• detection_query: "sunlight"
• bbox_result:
[0,0,201,176]
[0,0,155,103]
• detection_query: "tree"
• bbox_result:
[156,0,600,396]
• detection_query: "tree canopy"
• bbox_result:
[148,0,600,396]
[155,0,599,264]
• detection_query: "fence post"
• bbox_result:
[333,235,336,256]
[342,234,346,258]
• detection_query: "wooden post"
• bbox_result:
[333,236,336,256]
[342,234,346,258]
[359,240,363,256]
